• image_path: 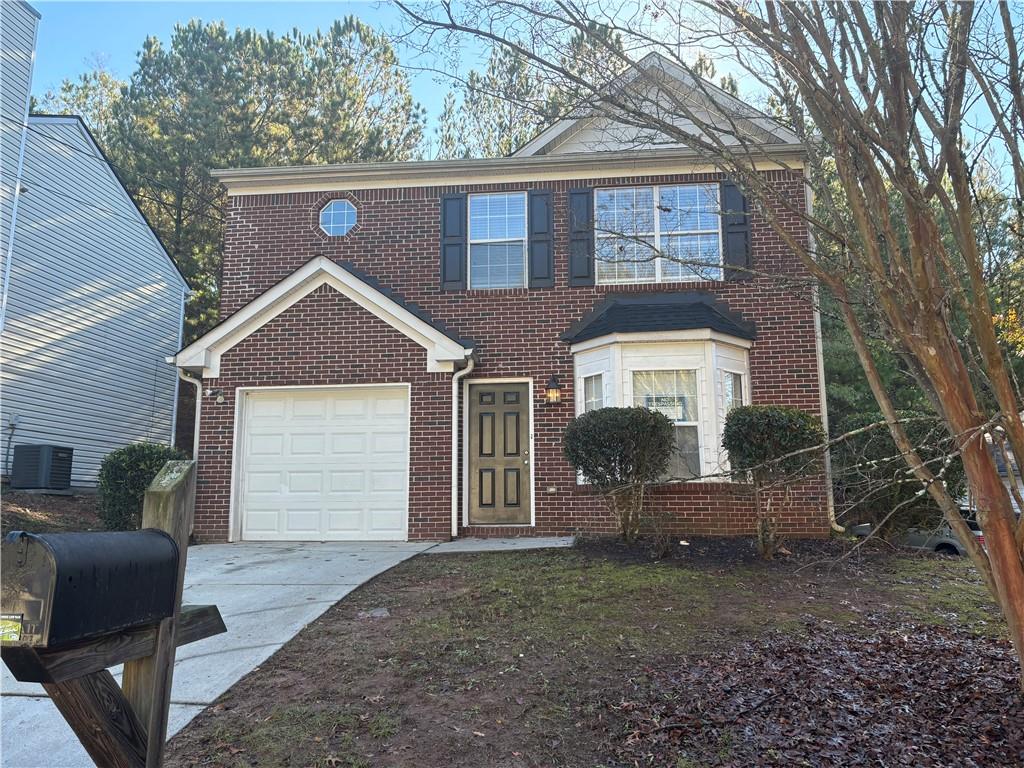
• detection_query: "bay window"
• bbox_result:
[595,184,722,284]
[572,335,752,483]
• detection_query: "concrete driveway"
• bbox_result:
[1,540,432,768]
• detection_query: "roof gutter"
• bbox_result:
[212,145,807,194]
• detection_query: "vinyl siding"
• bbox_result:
[1,118,187,485]
[0,1,39,284]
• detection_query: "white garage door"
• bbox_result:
[238,387,410,541]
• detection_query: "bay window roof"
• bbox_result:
[561,292,756,345]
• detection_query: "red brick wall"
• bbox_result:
[195,169,829,541]
[194,286,452,542]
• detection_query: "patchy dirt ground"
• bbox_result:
[164,538,1014,768]
[613,619,1022,767]
[0,489,101,535]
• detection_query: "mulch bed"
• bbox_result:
[1,489,101,535]
[612,617,1023,767]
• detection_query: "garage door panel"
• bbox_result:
[245,471,282,494]
[330,433,368,455]
[240,387,410,541]
[371,432,406,454]
[242,508,282,533]
[248,434,284,456]
[324,509,364,532]
[291,398,327,418]
[289,433,326,455]
[283,509,322,533]
[286,471,323,493]
[249,398,286,419]
[329,471,365,492]
[332,397,368,418]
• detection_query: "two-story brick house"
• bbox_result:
[174,54,831,543]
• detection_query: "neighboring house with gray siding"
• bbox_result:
[1,0,39,309]
[1,1,188,486]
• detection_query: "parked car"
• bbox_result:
[850,516,985,556]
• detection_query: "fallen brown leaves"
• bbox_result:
[613,618,1023,767]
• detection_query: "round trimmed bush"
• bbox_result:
[97,443,187,530]
[722,405,825,484]
[564,406,675,489]
[563,407,675,542]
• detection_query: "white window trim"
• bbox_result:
[720,367,747,412]
[627,366,703,480]
[582,372,604,412]
[594,184,724,286]
[467,191,528,289]
[319,199,357,237]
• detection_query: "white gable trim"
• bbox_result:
[175,256,472,377]
[514,52,799,157]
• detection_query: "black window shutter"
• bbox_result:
[568,188,595,286]
[440,193,467,290]
[720,179,752,281]
[528,189,554,288]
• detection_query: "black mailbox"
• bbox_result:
[1,530,179,648]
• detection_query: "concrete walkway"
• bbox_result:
[0,541,432,768]
[424,536,575,553]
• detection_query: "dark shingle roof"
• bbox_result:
[561,292,756,344]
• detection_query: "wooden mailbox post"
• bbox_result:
[1,461,226,768]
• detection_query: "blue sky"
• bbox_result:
[31,1,475,124]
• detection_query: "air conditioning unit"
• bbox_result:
[10,445,73,490]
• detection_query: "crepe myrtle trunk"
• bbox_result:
[926,338,1024,691]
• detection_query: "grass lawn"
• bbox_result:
[0,489,101,535]
[164,539,1019,768]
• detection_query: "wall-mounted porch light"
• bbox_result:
[205,387,225,405]
[544,375,562,405]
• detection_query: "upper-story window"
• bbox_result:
[469,192,527,289]
[595,184,722,285]
[319,199,357,237]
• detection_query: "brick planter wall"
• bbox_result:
[194,169,830,542]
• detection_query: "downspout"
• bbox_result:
[168,289,189,446]
[805,184,843,533]
[451,356,476,538]
[170,361,202,461]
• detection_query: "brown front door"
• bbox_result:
[468,383,531,525]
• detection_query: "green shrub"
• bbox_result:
[97,443,186,530]
[722,405,826,484]
[563,407,675,542]
[831,410,966,535]
[722,405,825,558]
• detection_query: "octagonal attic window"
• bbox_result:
[319,199,357,237]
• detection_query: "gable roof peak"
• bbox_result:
[513,51,799,158]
